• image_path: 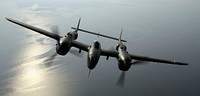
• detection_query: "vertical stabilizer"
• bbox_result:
[75,18,81,32]
[119,28,123,44]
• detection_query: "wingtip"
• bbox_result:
[176,61,189,65]
[5,17,10,20]
[183,62,189,65]
[5,17,14,22]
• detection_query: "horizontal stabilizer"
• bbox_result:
[71,27,127,42]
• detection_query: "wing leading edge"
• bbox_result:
[71,40,89,52]
[6,17,62,40]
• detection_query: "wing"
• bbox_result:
[6,17,62,40]
[71,40,89,52]
[130,54,188,65]
[101,49,118,57]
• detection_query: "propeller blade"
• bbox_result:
[51,25,60,36]
[41,52,58,68]
[43,52,57,63]
[88,70,91,77]
[116,71,126,87]
[18,49,58,69]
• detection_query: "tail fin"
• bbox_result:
[75,18,81,32]
[119,28,123,44]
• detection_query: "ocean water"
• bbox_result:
[0,0,199,96]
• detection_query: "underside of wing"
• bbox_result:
[130,54,188,65]
[6,17,62,40]
[71,40,89,52]
[101,49,118,58]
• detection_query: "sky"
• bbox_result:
[0,0,200,96]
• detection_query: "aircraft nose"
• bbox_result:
[123,58,131,65]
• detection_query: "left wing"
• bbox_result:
[130,54,189,65]
[6,17,62,40]
[101,49,118,57]
[71,40,89,52]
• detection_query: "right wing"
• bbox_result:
[72,40,188,66]
[130,54,189,65]
[6,17,62,40]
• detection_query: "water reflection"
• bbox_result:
[11,35,52,94]
[7,5,58,95]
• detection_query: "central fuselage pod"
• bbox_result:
[56,31,78,55]
[87,41,101,70]
[117,44,132,71]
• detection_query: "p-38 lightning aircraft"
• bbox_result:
[6,18,188,73]
[6,17,126,70]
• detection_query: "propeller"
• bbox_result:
[43,52,57,64]
[50,25,61,43]
[18,48,58,69]
[88,70,91,77]
[35,52,58,69]
[50,25,84,58]
[116,71,126,87]
[51,25,59,35]
[116,61,148,87]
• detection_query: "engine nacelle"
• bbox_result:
[56,37,71,55]
[74,32,78,40]
[116,44,120,50]
[118,60,131,71]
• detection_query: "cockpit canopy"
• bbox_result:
[93,41,100,49]
[120,45,127,50]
